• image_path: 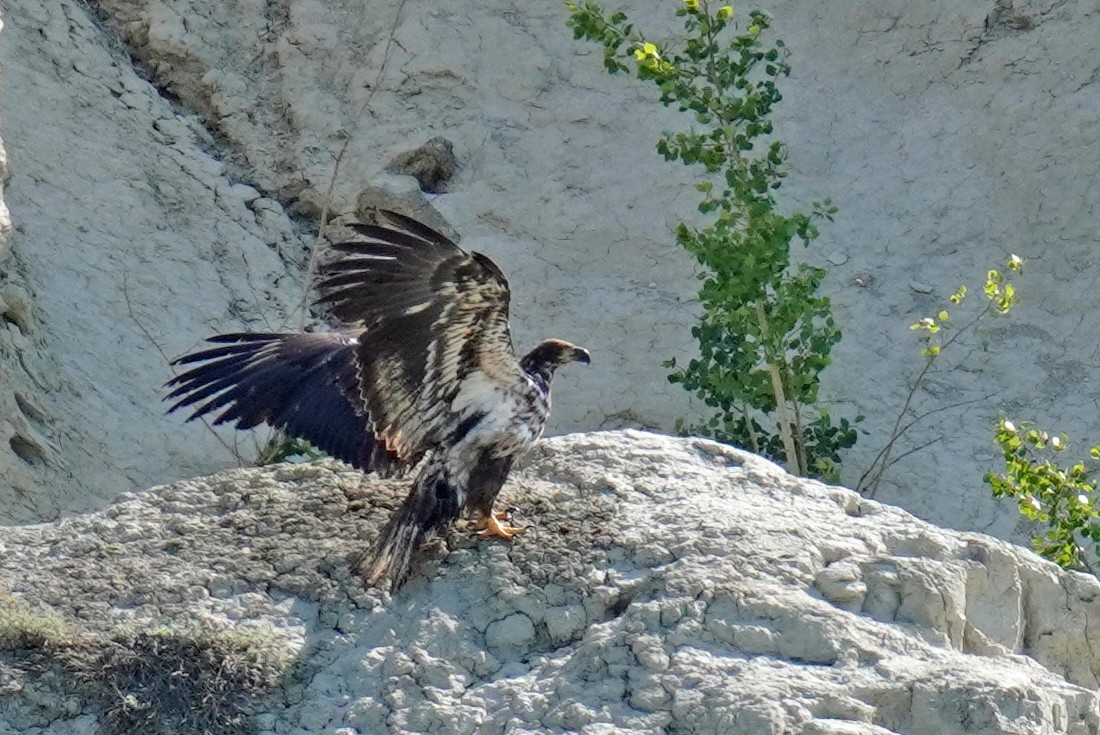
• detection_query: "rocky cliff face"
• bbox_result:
[0,0,309,521]
[0,431,1097,734]
[0,0,1098,540]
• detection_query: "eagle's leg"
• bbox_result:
[475,508,528,540]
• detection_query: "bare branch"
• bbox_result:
[293,0,412,330]
[859,301,996,497]
[121,271,246,467]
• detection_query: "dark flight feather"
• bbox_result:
[314,210,522,467]
[165,333,404,476]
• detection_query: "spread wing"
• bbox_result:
[164,332,405,475]
[316,211,525,464]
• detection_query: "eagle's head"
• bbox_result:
[520,338,591,380]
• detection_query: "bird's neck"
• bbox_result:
[519,356,555,396]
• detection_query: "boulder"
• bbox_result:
[0,431,1096,734]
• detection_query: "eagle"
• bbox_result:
[164,211,590,590]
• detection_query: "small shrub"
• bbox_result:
[858,257,1022,496]
[1,600,294,735]
[256,431,326,466]
[986,420,1100,573]
[0,596,70,653]
[80,621,293,735]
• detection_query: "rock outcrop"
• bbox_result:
[1,431,1097,734]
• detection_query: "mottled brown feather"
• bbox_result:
[165,333,406,476]
[315,211,524,465]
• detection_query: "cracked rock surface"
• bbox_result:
[0,0,308,521]
[1,431,1098,734]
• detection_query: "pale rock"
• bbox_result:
[354,172,456,240]
[909,281,935,294]
[0,0,306,521]
[814,559,868,611]
[0,431,1096,734]
[485,612,537,655]
[386,136,458,194]
[0,130,9,261]
[544,603,587,645]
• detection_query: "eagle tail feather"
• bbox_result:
[363,507,427,593]
[365,459,460,592]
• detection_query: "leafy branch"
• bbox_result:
[858,256,1023,496]
[986,419,1100,574]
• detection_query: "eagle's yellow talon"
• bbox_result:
[477,512,528,540]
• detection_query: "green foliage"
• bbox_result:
[566,0,855,478]
[256,431,326,466]
[986,419,1100,572]
[858,257,1023,496]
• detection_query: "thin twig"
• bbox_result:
[889,392,997,448]
[857,356,933,495]
[1077,545,1098,578]
[882,435,942,468]
[244,252,277,333]
[742,401,760,453]
[864,392,999,481]
[122,271,246,466]
[293,0,410,330]
[792,393,808,478]
[859,301,995,496]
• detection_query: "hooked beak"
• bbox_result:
[572,347,591,365]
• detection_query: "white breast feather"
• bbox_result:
[450,370,503,416]
[450,371,549,459]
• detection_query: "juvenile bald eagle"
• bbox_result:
[165,211,589,590]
